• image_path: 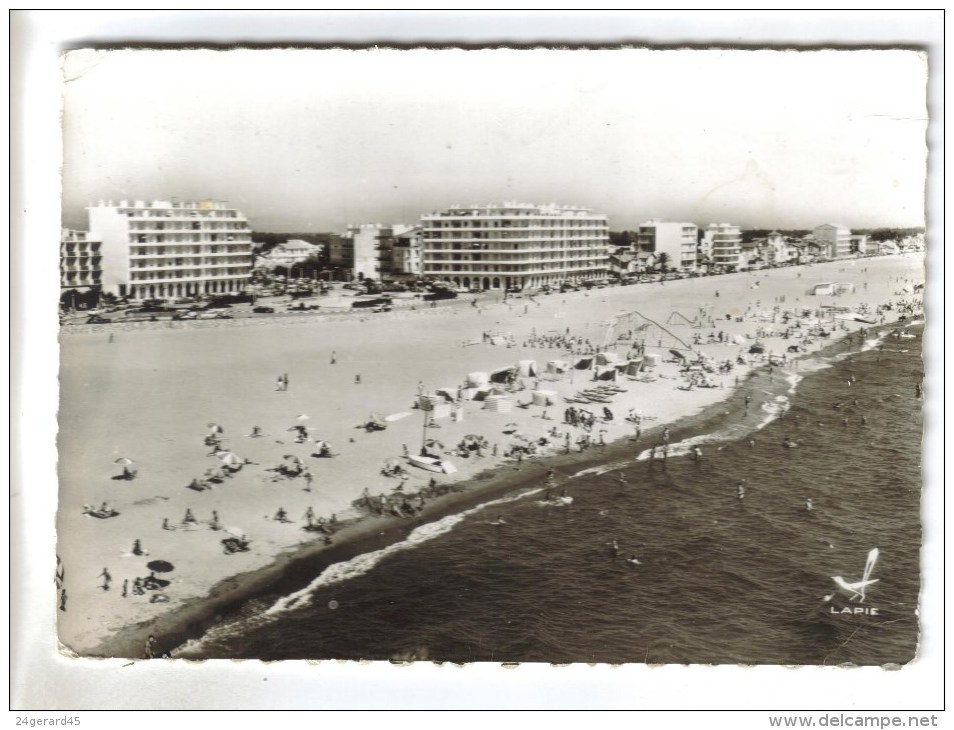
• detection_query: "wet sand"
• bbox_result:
[55,255,924,658]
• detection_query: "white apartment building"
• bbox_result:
[88,199,253,300]
[813,223,853,259]
[635,220,699,271]
[392,226,423,278]
[420,202,609,291]
[255,239,322,269]
[704,223,743,271]
[332,224,417,281]
[60,228,103,292]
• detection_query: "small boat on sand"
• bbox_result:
[407,453,458,475]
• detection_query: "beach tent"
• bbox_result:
[435,388,457,403]
[517,360,538,377]
[594,368,618,382]
[812,283,836,296]
[531,389,558,406]
[466,371,490,387]
[470,387,493,402]
[595,352,622,366]
[574,357,594,370]
[483,395,513,413]
[624,359,643,376]
[490,366,516,384]
[546,360,569,375]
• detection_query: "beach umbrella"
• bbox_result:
[313,440,331,450]
[669,349,686,360]
[146,560,174,573]
[207,423,224,434]
[296,414,310,421]
[502,423,519,434]
[114,457,135,466]
[215,451,244,466]
[424,439,444,450]
[283,454,303,465]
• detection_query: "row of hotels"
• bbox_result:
[61,199,908,302]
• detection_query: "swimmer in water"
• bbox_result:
[626,555,641,565]
[617,472,627,485]
[805,499,813,512]
[490,515,506,526]
[737,480,746,501]
[610,538,620,557]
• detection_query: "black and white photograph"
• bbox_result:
[12,10,943,715]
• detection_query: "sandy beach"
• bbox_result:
[55,254,925,658]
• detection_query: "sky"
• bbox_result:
[60,47,928,233]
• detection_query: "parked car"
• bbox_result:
[253,306,275,314]
[86,315,111,324]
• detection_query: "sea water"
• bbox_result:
[175,328,924,665]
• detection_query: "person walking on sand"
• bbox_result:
[210,511,220,530]
[303,469,313,492]
[59,589,67,612]
[355,373,361,384]
[144,635,157,659]
[121,579,129,598]
[99,567,112,591]
[303,506,315,527]
[132,539,144,556]
[330,351,336,365]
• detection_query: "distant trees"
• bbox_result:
[655,252,671,272]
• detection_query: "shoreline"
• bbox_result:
[87,326,876,660]
[56,255,925,660]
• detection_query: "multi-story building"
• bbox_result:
[60,228,103,296]
[254,239,322,270]
[392,226,423,279]
[420,202,608,291]
[635,220,699,271]
[703,223,743,271]
[87,199,253,300]
[330,224,417,281]
[813,223,853,260]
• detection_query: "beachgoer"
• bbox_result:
[355,373,361,384]
[162,518,171,531]
[251,426,263,438]
[132,539,143,556]
[133,577,144,596]
[99,567,112,591]
[183,509,196,524]
[59,589,67,612]
[611,539,620,557]
[121,579,128,598]
[210,511,220,530]
[330,351,336,364]
[627,555,641,565]
[303,506,315,526]
[144,635,157,659]
[806,499,813,512]
[275,507,288,523]
[737,481,746,501]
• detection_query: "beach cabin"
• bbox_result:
[812,282,837,296]
[517,360,538,377]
